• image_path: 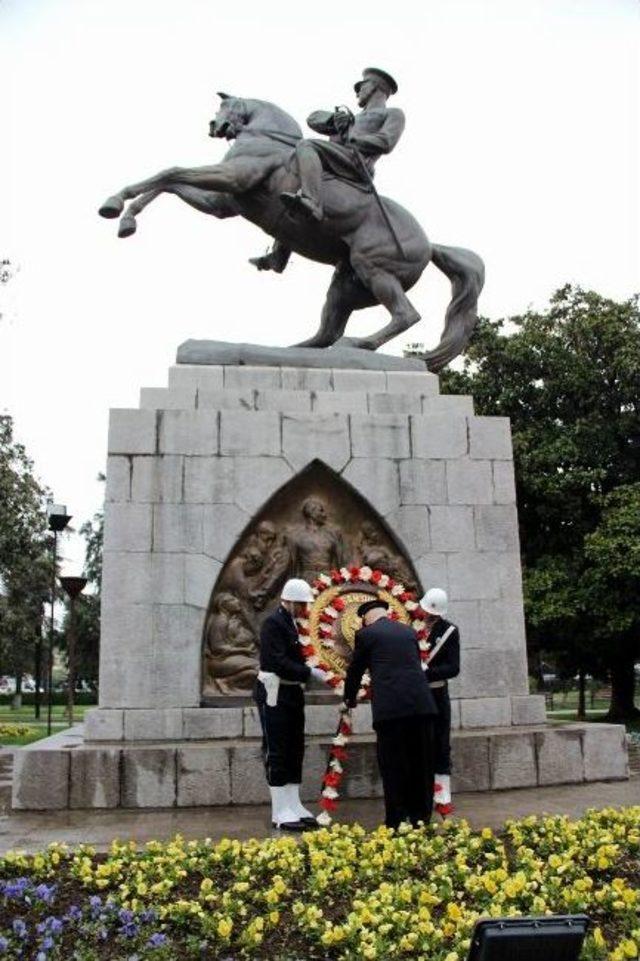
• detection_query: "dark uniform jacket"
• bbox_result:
[344,618,437,726]
[305,106,405,181]
[426,618,460,684]
[259,606,311,683]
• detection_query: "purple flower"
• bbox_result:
[120,921,139,938]
[118,908,134,923]
[65,905,82,921]
[12,919,27,938]
[0,935,8,952]
[147,933,168,947]
[1,878,30,899]
[139,908,157,923]
[89,894,102,917]
[34,884,57,904]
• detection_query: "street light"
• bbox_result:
[46,504,71,736]
[59,575,87,725]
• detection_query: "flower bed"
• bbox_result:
[0,725,32,748]
[0,807,638,960]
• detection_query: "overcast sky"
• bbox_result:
[1,0,638,573]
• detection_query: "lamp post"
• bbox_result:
[59,576,87,726]
[46,504,71,736]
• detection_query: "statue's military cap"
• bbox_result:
[354,67,398,96]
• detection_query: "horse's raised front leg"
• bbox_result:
[99,167,182,219]
[99,159,276,219]
[117,185,239,238]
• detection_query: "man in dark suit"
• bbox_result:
[420,588,460,816]
[344,598,438,829]
[255,578,327,831]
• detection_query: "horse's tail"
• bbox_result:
[419,244,485,372]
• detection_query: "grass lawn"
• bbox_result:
[0,705,90,747]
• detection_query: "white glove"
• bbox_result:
[310,667,329,684]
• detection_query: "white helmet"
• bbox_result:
[421,587,448,616]
[281,578,314,603]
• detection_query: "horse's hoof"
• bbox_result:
[118,216,137,238]
[99,196,124,219]
[344,338,377,351]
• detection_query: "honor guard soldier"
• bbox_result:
[255,578,327,831]
[344,598,438,829]
[420,588,460,816]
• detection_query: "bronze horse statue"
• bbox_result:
[99,94,484,371]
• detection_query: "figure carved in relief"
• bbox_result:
[203,593,258,694]
[220,546,267,618]
[355,520,417,591]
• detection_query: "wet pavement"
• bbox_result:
[1,775,637,854]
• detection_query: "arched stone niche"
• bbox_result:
[201,459,421,699]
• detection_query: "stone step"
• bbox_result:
[0,781,12,815]
[627,739,640,775]
[11,722,629,811]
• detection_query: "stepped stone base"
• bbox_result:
[11,722,629,811]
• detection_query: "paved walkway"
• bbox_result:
[1,775,637,854]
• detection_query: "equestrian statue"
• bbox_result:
[98,68,484,371]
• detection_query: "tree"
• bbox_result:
[0,416,50,702]
[584,483,640,720]
[416,286,640,718]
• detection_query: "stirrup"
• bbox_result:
[280,191,322,221]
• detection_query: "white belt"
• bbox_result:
[430,680,446,689]
[258,671,303,706]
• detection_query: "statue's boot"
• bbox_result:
[280,190,323,222]
[249,252,286,273]
[98,195,125,219]
[249,255,272,271]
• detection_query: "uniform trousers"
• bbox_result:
[374,714,435,829]
[431,683,452,775]
[254,681,305,787]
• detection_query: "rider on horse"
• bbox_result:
[251,68,404,272]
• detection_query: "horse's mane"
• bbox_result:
[243,98,303,139]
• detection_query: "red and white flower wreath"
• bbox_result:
[295,565,430,824]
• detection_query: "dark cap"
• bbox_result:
[357,598,389,618]
[354,68,398,96]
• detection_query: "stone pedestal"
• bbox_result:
[12,357,629,809]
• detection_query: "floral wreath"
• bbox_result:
[294,565,430,824]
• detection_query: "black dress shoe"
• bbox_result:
[272,819,306,832]
[299,816,319,828]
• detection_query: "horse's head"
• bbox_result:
[209,93,249,140]
[210,93,302,142]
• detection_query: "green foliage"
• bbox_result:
[427,286,640,714]
[0,415,49,572]
[585,483,640,635]
[0,416,50,682]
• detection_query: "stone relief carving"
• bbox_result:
[201,462,421,697]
